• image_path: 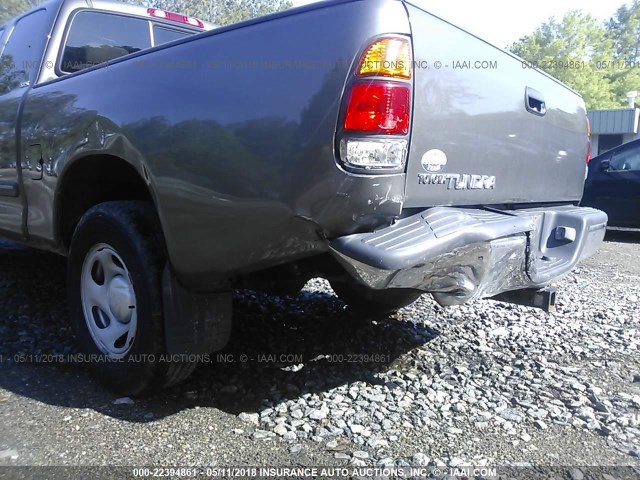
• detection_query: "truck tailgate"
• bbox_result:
[404,2,588,208]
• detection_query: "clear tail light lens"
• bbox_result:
[340,139,408,169]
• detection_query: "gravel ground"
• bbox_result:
[0,232,639,478]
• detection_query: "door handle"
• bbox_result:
[525,87,546,116]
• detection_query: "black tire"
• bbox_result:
[329,279,422,314]
[67,201,196,396]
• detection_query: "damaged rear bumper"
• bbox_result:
[329,205,607,307]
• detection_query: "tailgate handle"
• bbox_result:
[525,87,546,116]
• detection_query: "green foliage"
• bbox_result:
[509,11,618,109]
[607,1,640,62]
[0,0,42,24]
[509,3,640,110]
[605,1,640,108]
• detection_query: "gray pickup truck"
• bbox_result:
[0,0,606,395]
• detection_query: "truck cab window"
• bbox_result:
[61,11,151,73]
[0,10,49,95]
[153,25,192,46]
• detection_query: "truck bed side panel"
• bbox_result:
[21,0,410,287]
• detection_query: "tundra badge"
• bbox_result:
[418,173,496,190]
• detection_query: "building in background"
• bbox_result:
[587,92,640,156]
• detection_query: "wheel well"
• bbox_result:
[57,155,154,249]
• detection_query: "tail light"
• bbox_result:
[357,38,412,79]
[339,37,412,172]
[344,83,410,135]
[586,117,592,164]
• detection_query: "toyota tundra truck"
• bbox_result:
[0,0,607,394]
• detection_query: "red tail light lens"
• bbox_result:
[586,117,592,164]
[344,83,410,135]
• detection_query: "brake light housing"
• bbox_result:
[338,36,413,172]
[148,8,205,28]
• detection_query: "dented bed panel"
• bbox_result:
[19,0,411,287]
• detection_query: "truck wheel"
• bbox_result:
[67,201,196,396]
[329,280,421,314]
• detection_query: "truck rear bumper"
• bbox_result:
[328,205,607,306]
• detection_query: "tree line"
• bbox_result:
[509,1,640,109]
[2,0,639,110]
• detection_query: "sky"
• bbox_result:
[290,0,624,48]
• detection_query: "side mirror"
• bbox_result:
[600,160,610,172]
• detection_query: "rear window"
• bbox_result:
[153,25,191,46]
[61,11,151,73]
